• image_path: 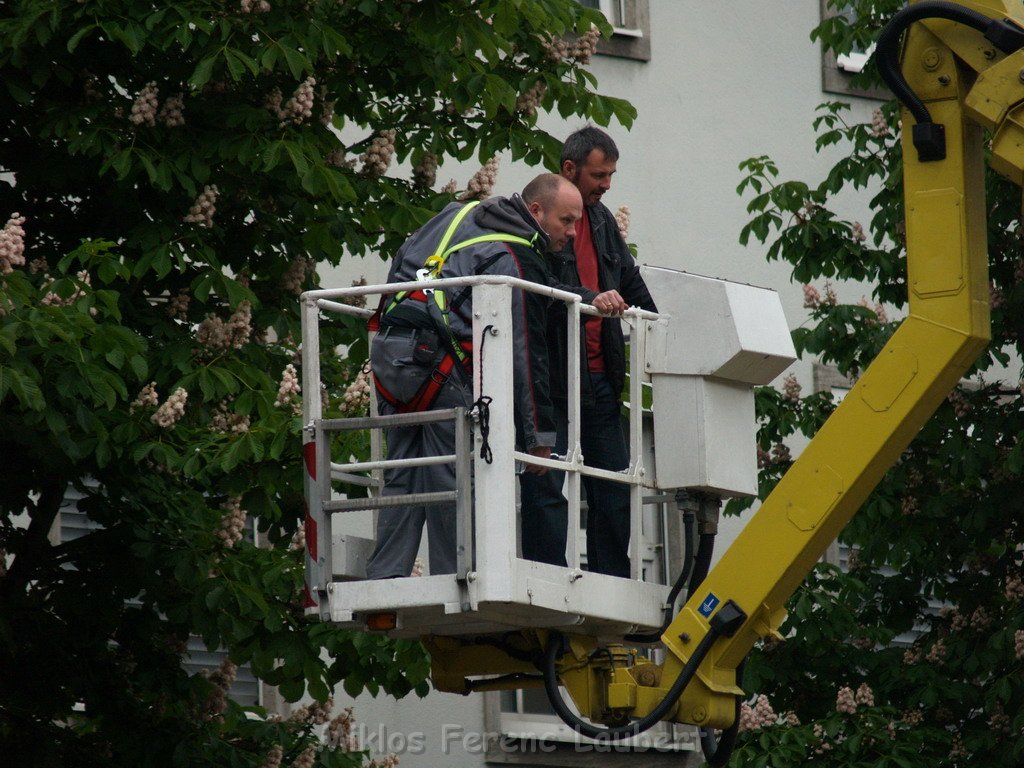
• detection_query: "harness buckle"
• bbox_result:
[415,267,435,294]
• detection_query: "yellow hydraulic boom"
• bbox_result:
[425,0,1024,761]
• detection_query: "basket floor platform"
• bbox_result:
[324,558,670,640]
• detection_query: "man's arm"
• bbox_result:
[514,246,556,451]
[603,208,657,313]
[617,250,657,313]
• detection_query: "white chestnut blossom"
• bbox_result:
[184,184,220,229]
[152,387,188,428]
[412,152,438,189]
[158,92,185,127]
[360,130,397,177]
[0,213,26,275]
[217,496,246,547]
[130,382,159,414]
[275,363,301,407]
[283,76,316,125]
[458,155,499,201]
[613,205,630,239]
[130,82,159,127]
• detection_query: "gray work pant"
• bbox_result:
[365,327,472,579]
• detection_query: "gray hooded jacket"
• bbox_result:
[380,195,554,449]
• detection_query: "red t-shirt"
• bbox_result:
[574,208,605,373]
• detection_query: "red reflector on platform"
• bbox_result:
[366,612,398,631]
[302,583,317,609]
[303,441,317,480]
[305,504,317,560]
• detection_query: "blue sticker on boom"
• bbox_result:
[698,593,720,618]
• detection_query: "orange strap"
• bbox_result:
[372,341,473,414]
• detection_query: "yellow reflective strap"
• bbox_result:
[427,201,481,278]
[381,202,539,347]
[384,291,408,314]
[440,233,534,261]
[431,291,468,363]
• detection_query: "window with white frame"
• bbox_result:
[577,0,650,61]
[486,681,700,766]
[820,0,887,99]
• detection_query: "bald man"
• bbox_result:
[366,173,581,579]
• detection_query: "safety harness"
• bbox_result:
[370,201,538,413]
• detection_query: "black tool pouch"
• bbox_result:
[370,327,445,407]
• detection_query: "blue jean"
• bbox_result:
[520,374,632,577]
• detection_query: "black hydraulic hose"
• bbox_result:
[688,531,717,596]
[878,2,991,119]
[624,510,696,644]
[542,624,723,742]
[699,660,747,768]
[875,2,993,127]
[542,600,748,743]
[875,1,1024,161]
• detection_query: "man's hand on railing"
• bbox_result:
[525,445,552,475]
[592,289,628,316]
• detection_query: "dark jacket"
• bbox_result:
[376,196,554,449]
[545,201,657,405]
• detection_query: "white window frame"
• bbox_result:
[485,684,699,766]
[594,0,643,37]
[836,43,876,75]
[577,0,651,61]
[820,0,887,99]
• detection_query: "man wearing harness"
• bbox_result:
[365,173,582,579]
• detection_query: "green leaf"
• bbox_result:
[193,272,215,302]
[5,79,32,104]
[262,140,285,172]
[223,48,247,81]
[220,436,249,471]
[0,324,17,356]
[281,46,308,80]
[111,149,133,180]
[279,676,304,702]
[260,45,279,71]
[284,142,309,176]
[189,56,217,89]
[67,24,98,53]
[5,367,45,410]
[268,425,288,459]
[205,585,226,610]
[197,367,216,400]
[246,432,265,462]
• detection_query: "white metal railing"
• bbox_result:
[300,274,666,613]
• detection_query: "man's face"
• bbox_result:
[563,149,617,206]
[530,185,583,252]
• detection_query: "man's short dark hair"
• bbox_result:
[560,126,619,168]
[522,173,566,207]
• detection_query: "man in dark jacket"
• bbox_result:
[366,173,581,579]
[519,127,657,578]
